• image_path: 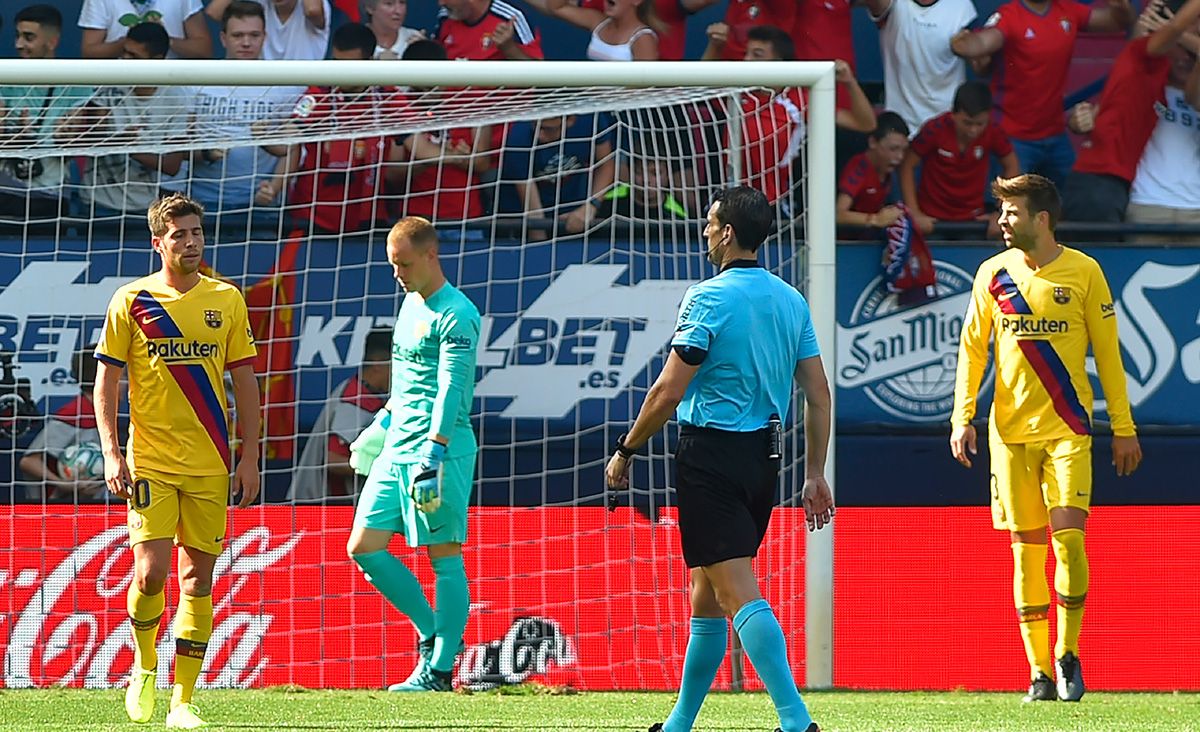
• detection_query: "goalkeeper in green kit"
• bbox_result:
[346,216,481,692]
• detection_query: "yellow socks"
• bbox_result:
[1052,528,1088,659]
[170,593,213,708]
[127,583,165,672]
[1012,541,1052,679]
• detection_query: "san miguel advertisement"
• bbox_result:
[836,244,1200,427]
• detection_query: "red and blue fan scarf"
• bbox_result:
[881,202,937,306]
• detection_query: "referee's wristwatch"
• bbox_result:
[614,433,640,459]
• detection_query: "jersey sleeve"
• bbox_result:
[429,306,480,442]
[225,293,258,370]
[796,298,821,361]
[837,159,864,201]
[951,266,995,426]
[988,125,1014,157]
[95,290,133,367]
[910,121,937,158]
[670,286,718,351]
[1084,260,1136,436]
[77,0,109,30]
[1070,0,1093,31]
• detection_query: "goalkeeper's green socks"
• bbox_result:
[663,617,727,732]
[430,555,470,673]
[733,599,813,732]
[353,550,435,640]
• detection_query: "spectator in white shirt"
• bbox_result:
[162,1,303,214]
[59,23,189,215]
[363,0,423,58]
[206,0,331,59]
[865,0,977,135]
[1126,43,1200,243]
[79,0,212,58]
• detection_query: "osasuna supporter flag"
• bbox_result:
[96,275,256,475]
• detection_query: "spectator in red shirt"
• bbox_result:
[837,111,910,229]
[793,0,856,71]
[435,0,544,60]
[389,39,496,222]
[951,0,1135,190]
[696,0,796,60]
[1063,0,1200,223]
[900,81,1018,234]
[726,26,876,212]
[266,23,406,234]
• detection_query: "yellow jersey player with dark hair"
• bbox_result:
[951,174,1142,704]
[94,193,261,729]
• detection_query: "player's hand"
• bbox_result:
[491,21,516,49]
[706,22,729,47]
[410,440,446,513]
[1112,435,1142,476]
[102,452,134,500]
[349,408,390,475]
[950,424,977,468]
[232,456,261,508]
[801,475,835,531]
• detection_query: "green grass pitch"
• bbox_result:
[3,687,1200,731]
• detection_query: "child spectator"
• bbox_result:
[900,81,1017,234]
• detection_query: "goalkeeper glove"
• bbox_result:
[409,440,446,513]
[349,409,390,476]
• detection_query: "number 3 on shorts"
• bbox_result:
[131,478,151,510]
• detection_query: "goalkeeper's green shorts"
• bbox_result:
[353,452,475,547]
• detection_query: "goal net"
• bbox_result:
[0,60,836,692]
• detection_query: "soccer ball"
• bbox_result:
[61,442,105,481]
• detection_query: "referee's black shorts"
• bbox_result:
[674,424,778,568]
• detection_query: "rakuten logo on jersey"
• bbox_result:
[3,523,301,690]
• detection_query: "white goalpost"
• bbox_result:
[0,59,836,692]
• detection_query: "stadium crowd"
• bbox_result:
[0,0,1195,241]
[4,0,1200,503]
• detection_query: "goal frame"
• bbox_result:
[0,58,837,689]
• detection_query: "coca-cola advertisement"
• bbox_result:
[0,506,805,692]
[4,506,1197,692]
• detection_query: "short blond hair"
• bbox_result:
[147,193,204,237]
[388,216,439,249]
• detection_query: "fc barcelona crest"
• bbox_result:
[204,309,223,329]
[1053,287,1070,304]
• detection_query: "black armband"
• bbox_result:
[673,344,707,366]
[614,433,639,459]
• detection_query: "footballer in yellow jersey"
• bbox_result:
[93,194,261,729]
[950,175,1141,706]
[97,275,256,476]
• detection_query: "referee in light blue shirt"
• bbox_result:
[606,186,833,732]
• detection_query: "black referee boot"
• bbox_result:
[648,725,664,732]
[772,725,820,732]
